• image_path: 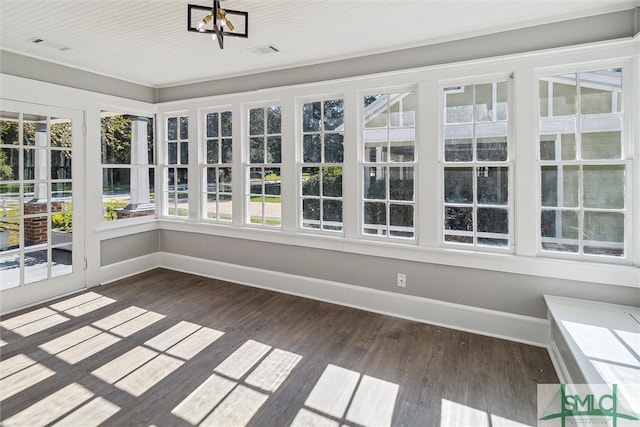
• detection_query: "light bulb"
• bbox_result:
[196,13,212,31]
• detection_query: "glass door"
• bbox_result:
[1,102,85,312]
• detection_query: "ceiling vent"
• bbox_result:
[28,37,71,52]
[250,45,279,55]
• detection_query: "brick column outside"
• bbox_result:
[24,201,62,245]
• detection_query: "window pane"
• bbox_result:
[581,130,621,160]
[583,165,624,209]
[51,149,72,180]
[167,117,177,140]
[179,117,188,139]
[550,75,577,116]
[444,206,473,232]
[477,207,508,234]
[303,134,321,163]
[364,166,386,200]
[249,167,263,195]
[541,209,578,253]
[476,122,507,161]
[539,80,549,117]
[389,128,415,162]
[540,133,576,161]
[168,142,177,164]
[322,167,342,197]
[249,108,265,135]
[389,167,413,201]
[179,141,189,164]
[445,85,473,123]
[1,147,20,180]
[580,69,622,115]
[363,202,386,235]
[265,168,281,195]
[0,253,20,290]
[250,137,264,163]
[324,99,344,131]
[267,106,281,134]
[444,167,472,203]
[583,211,623,256]
[364,94,388,128]
[303,102,321,132]
[219,167,232,193]
[323,200,342,225]
[444,125,472,162]
[364,129,388,162]
[207,113,218,138]
[221,139,232,164]
[206,140,218,164]
[1,218,20,252]
[475,81,508,122]
[267,136,281,163]
[302,167,320,196]
[389,204,413,238]
[24,249,48,284]
[206,167,217,192]
[221,111,232,137]
[477,167,508,205]
[541,165,579,207]
[324,133,344,163]
[51,118,72,148]
[303,198,320,224]
[390,92,415,127]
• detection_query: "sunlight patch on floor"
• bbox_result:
[0,307,69,336]
[2,383,120,427]
[0,355,55,401]
[92,321,223,397]
[173,340,302,426]
[214,339,272,380]
[296,364,399,427]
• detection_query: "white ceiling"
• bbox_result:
[0,0,636,88]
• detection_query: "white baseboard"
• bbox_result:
[97,253,160,287]
[157,252,550,347]
[547,340,570,384]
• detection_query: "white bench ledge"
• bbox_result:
[545,295,640,388]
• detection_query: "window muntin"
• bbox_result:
[203,111,232,222]
[539,68,625,257]
[247,105,281,227]
[101,112,155,222]
[442,81,510,248]
[163,115,189,218]
[362,92,416,239]
[301,99,344,232]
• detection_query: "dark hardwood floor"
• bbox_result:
[0,268,557,426]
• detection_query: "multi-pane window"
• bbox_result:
[163,114,189,218]
[442,81,510,248]
[539,68,625,257]
[247,105,281,226]
[203,111,232,222]
[101,112,155,221]
[301,99,344,231]
[362,92,416,238]
[1,111,74,288]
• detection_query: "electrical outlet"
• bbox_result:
[397,273,406,288]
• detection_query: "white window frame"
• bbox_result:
[244,102,283,228]
[438,74,515,253]
[297,94,346,234]
[534,59,634,265]
[160,111,190,219]
[200,107,234,223]
[358,86,418,242]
